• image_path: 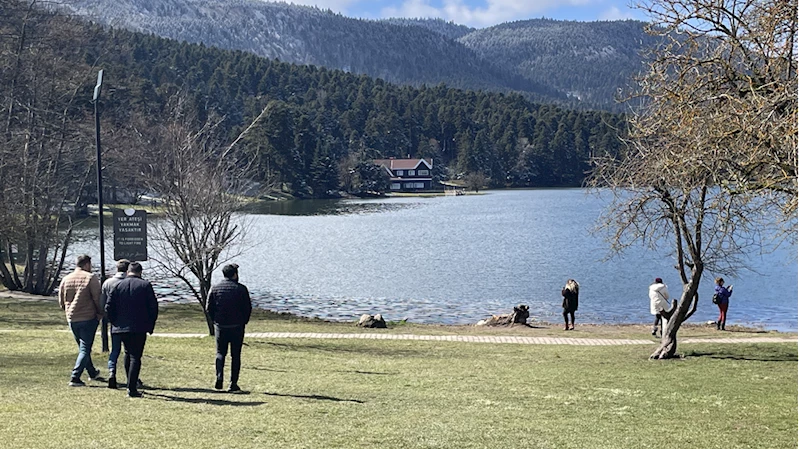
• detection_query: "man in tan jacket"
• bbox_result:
[59,254,103,386]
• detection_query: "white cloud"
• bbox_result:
[598,5,634,20]
[381,0,595,28]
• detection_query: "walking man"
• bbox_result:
[207,263,252,393]
[100,259,133,389]
[59,254,104,386]
[105,262,158,398]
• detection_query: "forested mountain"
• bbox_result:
[60,0,564,104]
[457,19,658,108]
[60,0,652,111]
[384,18,475,40]
[3,0,625,203]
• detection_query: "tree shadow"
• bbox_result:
[147,392,264,406]
[250,340,424,357]
[685,347,798,362]
[352,370,395,375]
[263,392,364,404]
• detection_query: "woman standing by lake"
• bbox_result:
[714,277,733,330]
[561,279,579,331]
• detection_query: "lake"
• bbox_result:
[71,189,798,331]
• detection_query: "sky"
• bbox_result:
[280,0,646,28]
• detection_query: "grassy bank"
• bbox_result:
[0,297,796,448]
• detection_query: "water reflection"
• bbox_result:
[242,198,423,216]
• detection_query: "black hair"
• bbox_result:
[128,261,143,275]
[76,254,91,267]
[222,264,239,279]
[116,259,131,272]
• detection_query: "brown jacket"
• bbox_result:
[59,268,102,322]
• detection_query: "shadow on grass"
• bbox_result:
[341,370,397,376]
[147,386,228,394]
[250,340,426,357]
[147,392,265,406]
[685,346,798,362]
[247,366,288,373]
[0,315,65,328]
[263,392,364,404]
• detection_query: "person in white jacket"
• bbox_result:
[649,277,675,337]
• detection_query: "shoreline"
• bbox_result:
[3,290,795,336]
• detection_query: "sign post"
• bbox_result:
[113,208,148,262]
[93,69,109,352]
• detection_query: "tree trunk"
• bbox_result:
[650,268,703,359]
[199,279,215,336]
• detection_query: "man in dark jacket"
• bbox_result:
[105,261,158,398]
[207,263,252,392]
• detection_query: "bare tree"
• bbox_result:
[145,96,272,335]
[591,0,796,359]
[145,103,236,334]
[0,0,96,294]
[634,0,797,226]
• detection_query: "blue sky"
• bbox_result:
[282,0,646,28]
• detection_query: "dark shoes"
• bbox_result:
[68,377,86,387]
[228,384,241,393]
[108,376,118,389]
[127,390,143,398]
[215,379,224,390]
[122,379,145,388]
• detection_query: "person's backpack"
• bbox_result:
[711,293,720,304]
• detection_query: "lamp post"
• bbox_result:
[93,69,109,352]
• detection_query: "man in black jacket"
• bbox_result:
[207,263,252,392]
[105,262,158,398]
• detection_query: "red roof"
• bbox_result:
[374,158,432,170]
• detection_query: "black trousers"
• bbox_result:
[119,332,147,392]
[215,324,245,385]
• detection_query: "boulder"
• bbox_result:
[357,313,387,328]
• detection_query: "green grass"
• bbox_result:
[0,298,796,448]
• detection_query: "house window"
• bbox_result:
[404,183,414,189]
[391,183,401,190]
[408,170,416,176]
[415,182,425,189]
[418,169,429,176]
[396,170,404,176]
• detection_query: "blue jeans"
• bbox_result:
[69,318,99,379]
[108,333,123,375]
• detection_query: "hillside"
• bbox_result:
[60,0,653,111]
[457,19,657,108]
[61,0,565,104]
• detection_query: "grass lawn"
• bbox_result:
[0,298,796,448]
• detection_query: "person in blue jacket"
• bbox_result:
[714,277,733,331]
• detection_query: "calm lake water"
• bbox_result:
[71,189,798,331]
